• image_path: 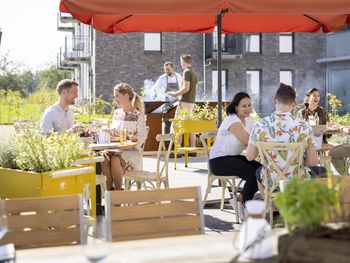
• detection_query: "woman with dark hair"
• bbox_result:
[298,88,330,142]
[209,92,261,208]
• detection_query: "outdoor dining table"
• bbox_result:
[15,229,286,263]
[88,141,137,151]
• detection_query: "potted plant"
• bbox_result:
[0,126,97,216]
[274,177,350,262]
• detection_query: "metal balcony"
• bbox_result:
[317,29,350,63]
[57,12,75,32]
[57,48,79,71]
[63,36,91,63]
[59,12,78,23]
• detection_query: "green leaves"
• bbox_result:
[15,126,83,173]
[0,136,20,169]
[327,93,342,114]
[275,177,337,232]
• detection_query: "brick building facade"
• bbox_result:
[94,31,326,115]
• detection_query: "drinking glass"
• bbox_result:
[83,238,111,263]
[119,129,127,144]
[0,200,8,240]
[308,115,316,126]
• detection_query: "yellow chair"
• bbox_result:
[170,119,217,169]
[256,141,307,225]
[105,186,204,242]
[0,195,85,249]
[200,132,243,223]
[124,134,173,190]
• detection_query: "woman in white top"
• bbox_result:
[102,83,147,190]
[209,92,261,203]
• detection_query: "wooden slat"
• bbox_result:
[5,195,79,213]
[1,227,80,248]
[110,187,198,204]
[8,210,79,230]
[111,201,199,221]
[111,215,202,236]
[112,229,201,242]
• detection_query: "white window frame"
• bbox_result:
[245,34,261,53]
[144,33,161,51]
[212,70,227,101]
[246,70,261,112]
[279,33,294,53]
[280,70,294,86]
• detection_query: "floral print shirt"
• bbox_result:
[249,111,315,187]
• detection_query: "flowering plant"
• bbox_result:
[10,126,84,173]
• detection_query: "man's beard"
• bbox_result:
[167,72,173,76]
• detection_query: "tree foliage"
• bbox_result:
[36,65,71,90]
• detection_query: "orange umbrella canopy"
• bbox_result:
[59,0,350,33]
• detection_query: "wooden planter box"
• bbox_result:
[0,165,96,217]
[278,230,350,263]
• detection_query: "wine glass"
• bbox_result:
[0,200,8,240]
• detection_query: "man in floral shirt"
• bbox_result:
[246,83,317,188]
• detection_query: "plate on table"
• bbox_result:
[89,142,119,149]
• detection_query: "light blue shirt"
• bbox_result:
[40,103,74,133]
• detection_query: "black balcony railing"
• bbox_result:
[64,35,91,63]
[57,48,79,70]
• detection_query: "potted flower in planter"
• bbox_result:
[0,127,97,216]
[274,177,350,262]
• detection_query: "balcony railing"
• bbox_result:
[57,12,75,32]
[57,48,79,70]
[63,35,91,63]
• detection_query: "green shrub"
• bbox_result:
[0,136,20,169]
[275,177,338,232]
[16,126,83,173]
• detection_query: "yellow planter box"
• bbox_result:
[0,165,96,217]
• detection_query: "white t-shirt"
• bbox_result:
[209,114,254,159]
[40,103,74,133]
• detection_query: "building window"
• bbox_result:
[246,70,261,112]
[144,33,161,51]
[212,70,227,101]
[280,70,293,86]
[245,34,261,53]
[212,26,226,51]
[279,33,294,53]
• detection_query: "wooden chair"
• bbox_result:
[124,134,173,190]
[0,195,85,249]
[200,132,243,223]
[105,186,204,242]
[256,141,307,225]
[315,176,350,221]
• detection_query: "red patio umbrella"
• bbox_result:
[59,0,350,123]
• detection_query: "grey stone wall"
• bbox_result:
[95,32,203,102]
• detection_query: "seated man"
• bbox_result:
[246,83,318,191]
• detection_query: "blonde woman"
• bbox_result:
[102,83,147,190]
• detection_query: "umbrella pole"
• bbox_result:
[216,13,223,126]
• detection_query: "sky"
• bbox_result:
[0,0,67,71]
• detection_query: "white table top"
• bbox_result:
[16,230,285,263]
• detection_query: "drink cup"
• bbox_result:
[120,129,127,144]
